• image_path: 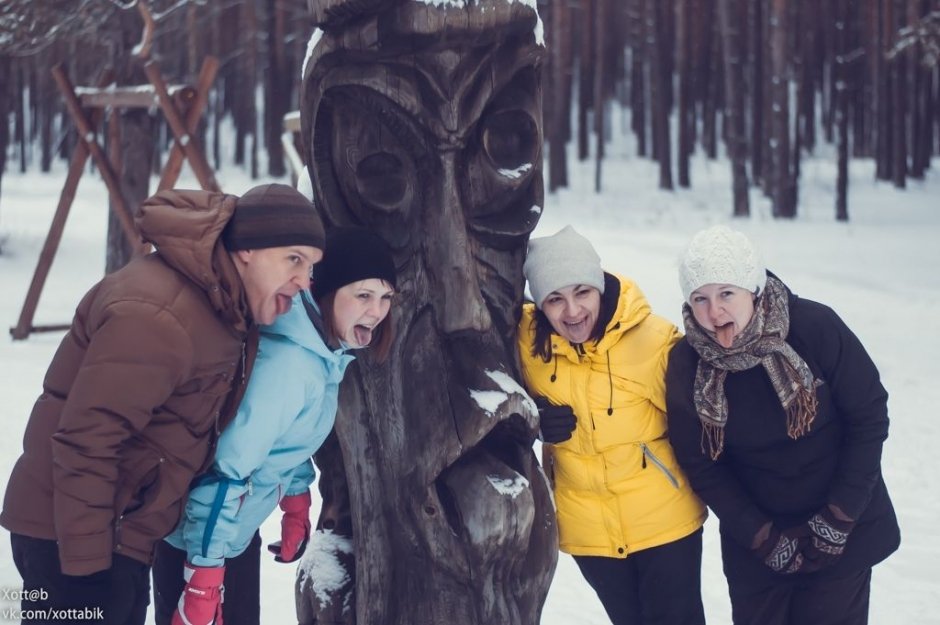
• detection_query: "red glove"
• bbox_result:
[267,491,311,563]
[171,563,225,625]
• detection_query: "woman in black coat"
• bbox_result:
[665,225,899,625]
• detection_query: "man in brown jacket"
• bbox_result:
[1,183,324,625]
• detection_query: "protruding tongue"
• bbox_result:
[715,323,735,348]
[353,325,373,347]
[276,294,293,316]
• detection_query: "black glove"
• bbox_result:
[534,397,577,444]
[801,506,855,573]
[753,524,808,575]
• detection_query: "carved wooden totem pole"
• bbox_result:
[295,1,554,624]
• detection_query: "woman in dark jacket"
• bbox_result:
[665,225,900,625]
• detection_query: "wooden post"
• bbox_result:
[144,60,220,192]
[281,111,304,186]
[10,70,115,341]
[11,59,218,341]
[157,56,220,191]
[51,65,144,247]
[10,130,94,340]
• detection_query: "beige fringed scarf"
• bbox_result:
[682,275,819,460]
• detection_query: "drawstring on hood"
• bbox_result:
[606,352,614,415]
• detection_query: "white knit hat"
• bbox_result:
[678,225,766,303]
[524,226,605,308]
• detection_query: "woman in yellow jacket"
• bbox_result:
[518,226,707,625]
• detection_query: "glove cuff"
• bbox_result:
[808,507,854,546]
[279,491,312,514]
[183,562,226,587]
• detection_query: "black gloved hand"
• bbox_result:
[534,397,577,444]
[801,506,855,573]
[753,524,808,575]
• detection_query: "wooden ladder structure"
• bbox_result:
[10,57,220,340]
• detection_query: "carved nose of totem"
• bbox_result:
[426,150,491,334]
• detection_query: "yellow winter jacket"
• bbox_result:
[518,274,706,558]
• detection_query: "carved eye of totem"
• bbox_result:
[482,109,539,172]
[462,68,541,226]
[355,152,408,208]
[330,89,421,218]
[318,86,428,250]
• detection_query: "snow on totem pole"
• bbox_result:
[295,1,555,624]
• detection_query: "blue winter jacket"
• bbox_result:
[164,291,353,567]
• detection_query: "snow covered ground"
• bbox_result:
[1,141,938,623]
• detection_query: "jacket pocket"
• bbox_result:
[640,442,680,489]
[114,446,162,517]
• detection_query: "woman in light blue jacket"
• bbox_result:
[152,227,397,625]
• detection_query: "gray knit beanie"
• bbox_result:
[678,225,766,303]
[524,226,605,308]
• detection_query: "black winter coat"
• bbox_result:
[665,286,900,583]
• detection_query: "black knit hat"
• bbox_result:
[312,227,397,299]
[222,183,325,251]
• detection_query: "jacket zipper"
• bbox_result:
[640,443,680,488]
[572,345,597,428]
[216,339,248,438]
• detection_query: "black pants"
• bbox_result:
[728,568,872,625]
[10,533,150,625]
[573,528,705,625]
[152,532,261,625]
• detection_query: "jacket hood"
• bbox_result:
[592,273,652,352]
[137,189,251,331]
[262,291,354,377]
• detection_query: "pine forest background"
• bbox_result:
[1,0,938,228]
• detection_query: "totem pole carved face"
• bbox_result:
[300,2,556,623]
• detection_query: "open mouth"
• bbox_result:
[353,324,374,346]
[276,293,293,316]
[564,318,589,335]
[714,322,735,347]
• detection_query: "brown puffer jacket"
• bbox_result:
[1,189,257,576]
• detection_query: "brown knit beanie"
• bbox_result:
[222,183,325,251]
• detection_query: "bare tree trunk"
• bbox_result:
[244,0,259,178]
[800,3,818,154]
[650,0,673,189]
[717,0,750,216]
[577,0,594,162]
[39,52,55,173]
[880,0,898,181]
[750,0,765,185]
[15,63,27,173]
[769,0,795,217]
[186,1,200,78]
[594,0,607,192]
[701,7,718,159]
[265,0,288,177]
[820,0,834,144]
[907,0,925,179]
[891,5,907,188]
[548,0,571,191]
[676,0,692,188]
[630,0,647,157]
[834,0,850,221]
[106,10,153,274]
[0,57,10,206]
[211,5,223,170]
